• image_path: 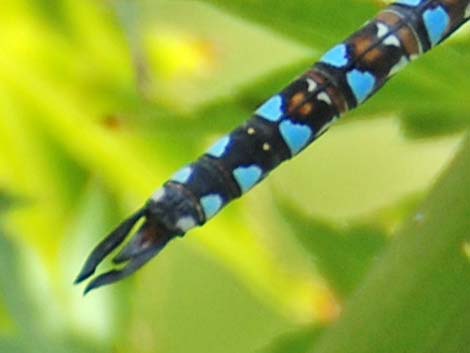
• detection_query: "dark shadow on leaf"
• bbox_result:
[257,326,324,353]
[275,199,388,298]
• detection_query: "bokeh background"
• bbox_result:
[0,1,469,353]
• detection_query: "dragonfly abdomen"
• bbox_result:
[76,0,470,293]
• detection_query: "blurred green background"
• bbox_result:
[0,1,469,353]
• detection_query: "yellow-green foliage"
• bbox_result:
[0,1,468,353]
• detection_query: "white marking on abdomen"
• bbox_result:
[151,188,165,202]
[383,34,401,47]
[176,216,197,232]
[376,23,389,38]
[317,92,332,105]
[306,78,318,92]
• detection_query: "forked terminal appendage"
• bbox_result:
[74,204,175,294]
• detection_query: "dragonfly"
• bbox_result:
[75,0,470,294]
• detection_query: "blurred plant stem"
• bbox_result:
[113,0,154,99]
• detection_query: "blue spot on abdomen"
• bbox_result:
[395,0,423,6]
[423,7,449,46]
[256,95,285,122]
[171,166,193,184]
[233,166,263,194]
[279,120,313,156]
[346,70,376,104]
[320,44,349,68]
[200,194,223,220]
[207,136,230,158]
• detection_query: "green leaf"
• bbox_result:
[196,0,377,49]
[276,201,388,297]
[0,226,107,353]
[122,241,292,353]
[307,134,470,353]
[0,191,19,214]
[260,327,323,353]
[0,231,39,336]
